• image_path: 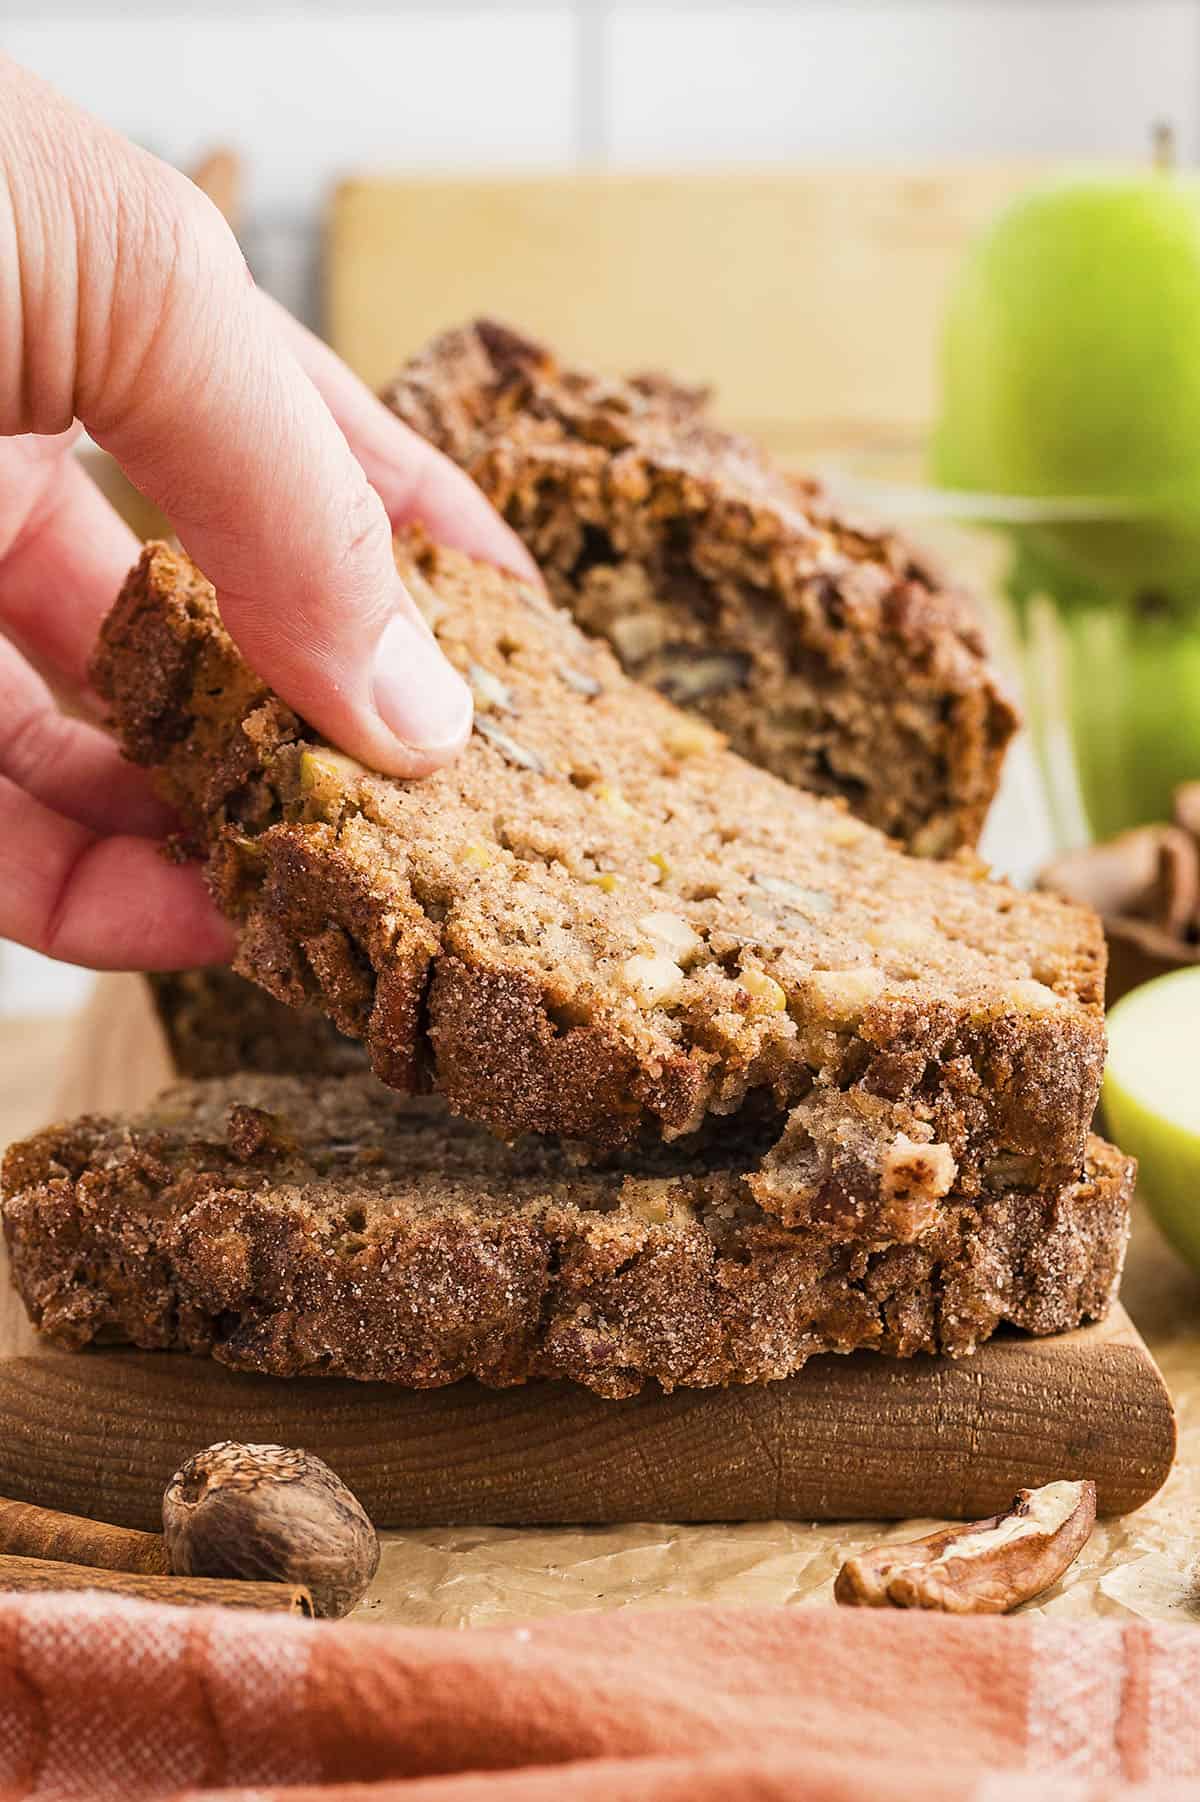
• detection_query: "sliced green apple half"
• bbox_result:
[1104,968,1200,1269]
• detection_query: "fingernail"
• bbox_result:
[371,610,473,755]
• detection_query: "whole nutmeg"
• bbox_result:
[162,1442,379,1619]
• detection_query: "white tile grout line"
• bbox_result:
[6,1,579,13]
[4,0,1166,12]
[572,0,611,165]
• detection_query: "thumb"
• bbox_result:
[2,56,471,775]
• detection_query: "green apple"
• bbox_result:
[934,170,1200,597]
[1104,968,1200,1270]
[935,172,1200,836]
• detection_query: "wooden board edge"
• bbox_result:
[0,1306,1172,1533]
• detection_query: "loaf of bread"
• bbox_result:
[384,319,1018,855]
[1,1076,1133,1399]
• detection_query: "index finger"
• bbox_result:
[262,296,541,585]
[1,55,470,776]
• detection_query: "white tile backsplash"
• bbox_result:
[11,1,1200,186]
[3,8,577,213]
[609,1,1200,162]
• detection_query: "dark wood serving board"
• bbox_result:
[0,979,1174,1532]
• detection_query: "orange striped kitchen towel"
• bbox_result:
[0,1595,1195,1799]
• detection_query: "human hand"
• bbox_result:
[0,55,535,971]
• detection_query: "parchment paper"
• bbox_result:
[358,1206,1200,1628]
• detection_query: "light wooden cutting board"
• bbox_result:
[0,978,1174,1532]
[327,163,1051,459]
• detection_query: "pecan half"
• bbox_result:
[1039,829,1162,919]
[1149,826,1200,938]
[834,1478,1096,1614]
[1038,798,1200,1010]
[1040,783,1200,944]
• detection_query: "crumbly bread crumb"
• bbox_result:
[384,319,1019,854]
[92,537,1105,1220]
[1,1076,1132,1400]
[751,1090,962,1239]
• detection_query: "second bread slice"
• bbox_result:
[385,319,1018,855]
[2,1076,1133,1399]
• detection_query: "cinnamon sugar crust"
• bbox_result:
[2,1076,1132,1400]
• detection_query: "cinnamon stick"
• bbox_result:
[0,1552,312,1614]
[0,1496,167,1574]
[1148,827,1200,937]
